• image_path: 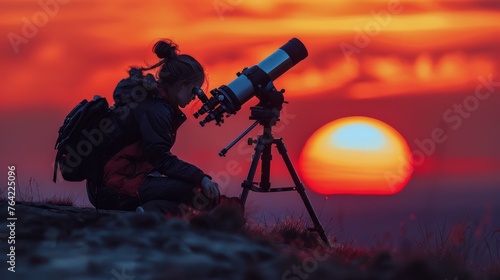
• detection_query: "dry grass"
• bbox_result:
[0,176,77,207]
[406,215,500,279]
[238,210,500,279]
[42,193,77,207]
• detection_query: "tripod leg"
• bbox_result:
[240,136,266,205]
[260,140,272,191]
[274,139,331,247]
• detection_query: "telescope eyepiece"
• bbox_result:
[192,87,208,103]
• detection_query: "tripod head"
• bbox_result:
[250,83,286,127]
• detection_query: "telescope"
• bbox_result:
[193,38,308,126]
[191,38,332,247]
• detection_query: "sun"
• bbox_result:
[298,116,413,195]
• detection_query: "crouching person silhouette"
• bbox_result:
[86,39,220,216]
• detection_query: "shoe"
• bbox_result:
[136,206,145,213]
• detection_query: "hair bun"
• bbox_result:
[153,40,179,59]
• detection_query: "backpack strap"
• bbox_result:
[53,158,58,183]
[53,150,62,183]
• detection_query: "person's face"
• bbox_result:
[175,79,202,108]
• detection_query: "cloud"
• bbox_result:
[2,0,499,110]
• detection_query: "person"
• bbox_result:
[86,39,220,216]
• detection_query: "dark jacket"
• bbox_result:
[100,95,207,197]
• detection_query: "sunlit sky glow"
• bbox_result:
[0,0,499,199]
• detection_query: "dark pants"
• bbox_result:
[137,176,199,215]
[86,180,139,211]
[86,176,199,215]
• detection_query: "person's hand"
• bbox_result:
[201,177,220,207]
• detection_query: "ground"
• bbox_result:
[0,200,492,280]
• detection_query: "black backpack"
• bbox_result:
[53,68,158,183]
[53,95,112,183]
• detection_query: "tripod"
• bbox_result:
[220,105,331,247]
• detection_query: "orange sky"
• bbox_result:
[1,0,499,110]
[1,0,499,203]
